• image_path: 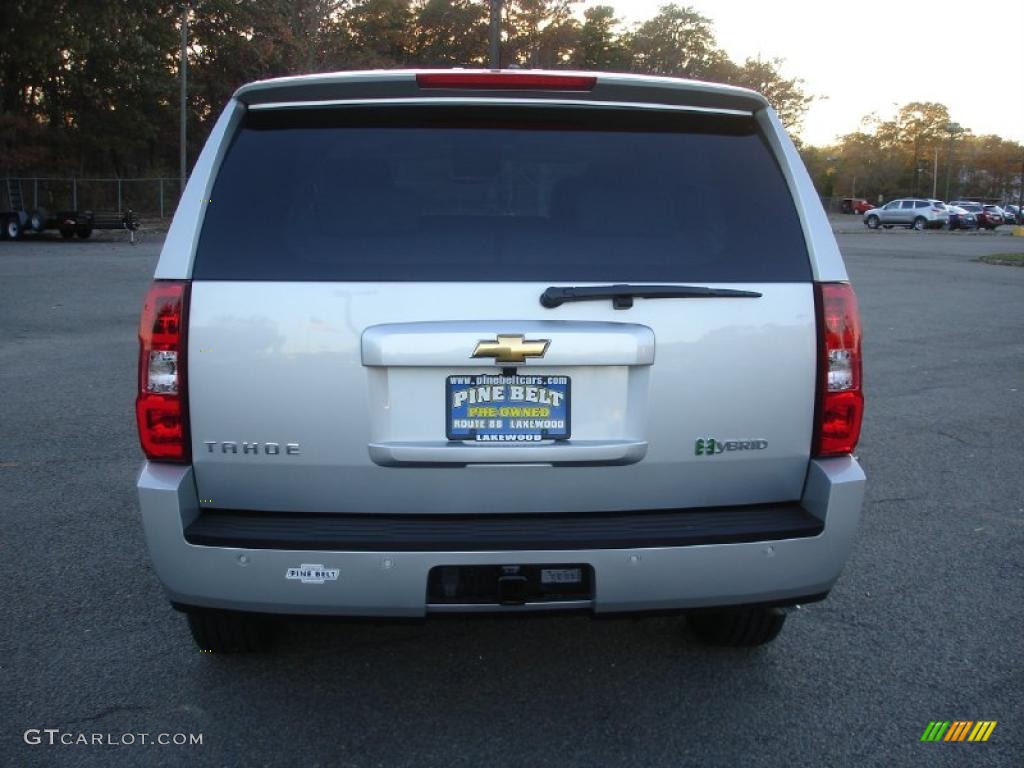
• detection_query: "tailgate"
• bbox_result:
[187,281,815,513]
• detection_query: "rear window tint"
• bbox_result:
[194,106,810,282]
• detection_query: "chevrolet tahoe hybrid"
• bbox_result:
[135,70,866,652]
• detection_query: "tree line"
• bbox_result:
[1,1,810,176]
[802,102,1022,204]
[1,0,1019,205]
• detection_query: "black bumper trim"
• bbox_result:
[183,503,822,552]
[170,591,831,620]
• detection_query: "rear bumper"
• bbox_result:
[137,457,864,617]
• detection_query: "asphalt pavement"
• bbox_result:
[1,229,1022,767]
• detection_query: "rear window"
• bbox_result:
[194,106,810,282]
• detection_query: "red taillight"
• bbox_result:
[136,281,190,462]
[813,283,864,457]
[416,72,597,91]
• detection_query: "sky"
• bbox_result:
[577,0,1024,147]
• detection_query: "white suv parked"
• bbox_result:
[136,70,866,652]
[863,198,948,230]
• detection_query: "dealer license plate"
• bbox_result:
[446,374,571,442]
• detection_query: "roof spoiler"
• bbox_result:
[233,69,769,114]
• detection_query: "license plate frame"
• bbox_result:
[446,373,571,442]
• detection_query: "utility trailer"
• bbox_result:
[2,178,138,241]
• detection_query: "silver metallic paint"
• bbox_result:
[756,108,848,283]
[140,70,864,616]
[137,457,864,616]
[155,100,244,281]
[186,281,816,512]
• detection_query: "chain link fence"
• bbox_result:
[6,178,184,218]
[6,182,864,220]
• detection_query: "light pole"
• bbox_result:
[180,2,189,189]
[825,156,838,208]
[1018,154,1023,222]
[489,0,501,69]
[944,122,961,201]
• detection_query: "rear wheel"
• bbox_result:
[865,215,880,229]
[4,217,22,240]
[60,227,75,239]
[687,606,787,647]
[185,609,274,653]
[75,227,92,239]
[912,216,927,231]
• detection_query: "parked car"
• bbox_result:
[840,197,873,215]
[982,205,1006,226]
[1000,204,1019,224]
[944,204,978,230]
[863,198,947,230]
[950,201,1000,229]
[137,69,865,652]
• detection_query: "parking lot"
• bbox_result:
[2,230,1022,767]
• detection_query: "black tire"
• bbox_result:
[75,228,92,239]
[60,227,75,239]
[5,217,22,240]
[865,215,880,229]
[186,609,274,653]
[912,216,927,231]
[29,211,46,232]
[687,606,787,647]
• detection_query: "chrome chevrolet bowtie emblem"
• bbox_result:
[472,334,550,364]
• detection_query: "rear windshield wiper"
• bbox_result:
[540,284,762,309]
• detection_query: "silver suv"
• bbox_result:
[863,198,948,230]
[136,70,865,652]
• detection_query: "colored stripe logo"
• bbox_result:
[920,721,997,742]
